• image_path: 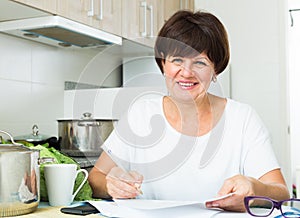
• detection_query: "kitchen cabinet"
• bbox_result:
[0,0,50,21]
[10,0,194,48]
[122,0,162,47]
[122,0,194,47]
[94,0,122,36]
[56,0,94,27]
[12,0,56,14]
[56,0,122,36]
[12,0,121,36]
[163,0,194,22]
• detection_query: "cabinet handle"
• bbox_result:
[96,0,103,20]
[148,4,154,37]
[180,0,188,9]
[185,0,189,9]
[88,0,94,16]
[141,1,147,37]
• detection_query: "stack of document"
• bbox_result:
[88,194,272,218]
[89,199,219,218]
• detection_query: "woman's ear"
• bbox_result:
[160,52,165,68]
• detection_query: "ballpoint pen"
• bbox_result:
[134,183,143,195]
[97,149,143,195]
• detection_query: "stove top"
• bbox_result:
[60,149,102,157]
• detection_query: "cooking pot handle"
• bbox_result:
[0,130,23,146]
[82,112,92,119]
[77,121,101,127]
[39,157,55,165]
[78,112,101,126]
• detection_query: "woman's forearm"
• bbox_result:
[88,167,111,199]
[253,178,290,200]
[255,169,290,200]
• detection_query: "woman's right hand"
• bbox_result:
[106,166,143,199]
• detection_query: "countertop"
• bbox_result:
[71,156,98,169]
[9,202,283,218]
[60,149,101,169]
[10,202,105,218]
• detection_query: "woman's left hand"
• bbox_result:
[206,175,257,212]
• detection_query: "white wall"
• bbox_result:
[288,0,300,185]
[0,33,98,137]
[195,0,291,189]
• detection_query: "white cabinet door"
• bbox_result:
[12,0,57,14]
[0,0,50,21]
[122,0,162,47]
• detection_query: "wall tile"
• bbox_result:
[31,45,98,85]
[0,34,31,81]
[0,33,97,137]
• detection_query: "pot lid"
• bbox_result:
[57,112,118,121]
[14,124,51,142]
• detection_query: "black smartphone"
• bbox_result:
[60,202,99,215]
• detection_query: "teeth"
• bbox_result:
[178,82,195,87]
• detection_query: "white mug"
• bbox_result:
[44,164,88,206]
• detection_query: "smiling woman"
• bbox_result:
[88,10,290,212]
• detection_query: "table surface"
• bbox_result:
[9,202,105,218]
[9,201,285,218]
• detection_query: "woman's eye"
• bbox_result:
[171,58,183,64]
[195,60,207,66]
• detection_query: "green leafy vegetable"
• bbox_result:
[32,144,95,201]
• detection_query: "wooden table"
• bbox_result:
[11,202,105,218]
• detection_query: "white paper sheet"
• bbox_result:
[88,194,288,218]
[88,193,236,218]
[113,193,234,210]
[89,200,222,218]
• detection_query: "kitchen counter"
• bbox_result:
[10,202,284,218]
[11,202,105,218]
[72,156,98,169]
[60,149,101,170]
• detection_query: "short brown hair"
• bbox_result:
[154,10,230,75]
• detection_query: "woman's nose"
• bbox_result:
[180,62,194,77]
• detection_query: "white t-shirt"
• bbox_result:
[101,96,279,201]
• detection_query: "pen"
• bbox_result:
[107,149,143,195]
[134,183,143,195]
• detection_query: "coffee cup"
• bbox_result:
[44,164,88,206]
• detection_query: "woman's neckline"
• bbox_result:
[160,95,229,137]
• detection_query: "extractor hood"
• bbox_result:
[0,15,122,48]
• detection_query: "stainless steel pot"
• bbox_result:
[57,112,116,152]
[0,130,52,217]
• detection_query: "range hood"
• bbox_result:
[0,15,122,48]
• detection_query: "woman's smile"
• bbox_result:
[176,80,200,90]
